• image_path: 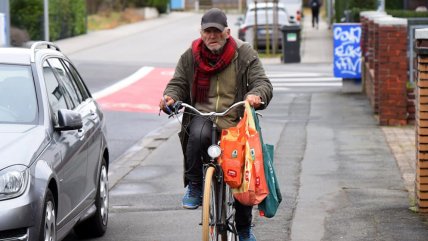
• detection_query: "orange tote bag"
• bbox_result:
[232,102,268,206]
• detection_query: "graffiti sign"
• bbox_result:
[333,23,362,78]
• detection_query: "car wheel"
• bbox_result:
[40,189,56,241]
[74,157,108,238]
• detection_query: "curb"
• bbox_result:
[107,118,181,189]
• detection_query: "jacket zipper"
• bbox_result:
[215,75,220,124]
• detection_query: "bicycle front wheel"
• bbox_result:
[202,166,218,241]
[221,184,237,241]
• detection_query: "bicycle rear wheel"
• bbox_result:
[202,166,218,241]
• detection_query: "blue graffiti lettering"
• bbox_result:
[333,27,361,44]
[335,45,361,58]
[335,57,361,76]
[333,24,362,78]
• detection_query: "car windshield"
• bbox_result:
[245,8,289,26]
[0,64,38,124]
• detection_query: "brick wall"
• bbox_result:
[416,29,428,211]
[360,12,410,126]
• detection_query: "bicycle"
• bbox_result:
[169,100,247,241]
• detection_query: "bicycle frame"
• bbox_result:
[202,120,229,236]
[171,101,246,240]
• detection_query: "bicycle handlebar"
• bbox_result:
[173,100,247,117]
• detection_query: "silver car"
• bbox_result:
[238,2,291,50]
[0,42,109,241]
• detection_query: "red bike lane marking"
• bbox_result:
[96,67,174,113]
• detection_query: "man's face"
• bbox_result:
[201,27,230,52]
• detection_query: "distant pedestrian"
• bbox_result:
[310,0,321,29]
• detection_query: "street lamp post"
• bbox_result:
[378,0,385,12]
[0,0,10,46]
[44,0,49,41]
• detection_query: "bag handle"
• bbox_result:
[244,101,257,131]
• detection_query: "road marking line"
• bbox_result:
[270,77,342,82]
[92,66,154,100]
[267,73,324,78]
[273,82,342,87]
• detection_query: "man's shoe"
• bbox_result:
[237,227,257,241]
[182,182,202,209]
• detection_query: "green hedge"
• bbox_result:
[11,0,86,42]
[334,0,377,23]
[386,9,428,18]
[334,0,349,23]
[86,0,168,14]
[146,0,169,13]
[346,8,428,23]
[10,0,44,41]
[386,0,403,10]
[49,0,87,41]
[349,0,377,9]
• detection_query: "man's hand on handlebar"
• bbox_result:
[246,94,262,108]
[159,95,175,115]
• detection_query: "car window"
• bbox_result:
[43,61,69,124]
[62,60,91,101]
[0,65,38,124]
[47,58,81,108]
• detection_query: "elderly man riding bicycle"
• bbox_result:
[160,8,273,241]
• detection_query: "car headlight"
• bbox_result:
[0,165,29,201]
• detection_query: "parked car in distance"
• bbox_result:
[0,41,109,241]
[281,0,303,25]
[238,2,291,50]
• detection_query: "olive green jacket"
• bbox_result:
[163,38,273,186]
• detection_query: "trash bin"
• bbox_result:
[281,25,301,63]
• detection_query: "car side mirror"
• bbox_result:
[56,109,83,131]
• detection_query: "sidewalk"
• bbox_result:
[299,7,418,203]
[381,125,416,201]
[300,8,332,64]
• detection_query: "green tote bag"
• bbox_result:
[252,108,282,218]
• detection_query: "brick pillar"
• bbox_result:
[360,12,389,113]
[374,18,408,125]
[415,28,428,212]
[367,14,389,69]
[360,12,387,59]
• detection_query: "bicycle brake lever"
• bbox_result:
[172,101,183,114]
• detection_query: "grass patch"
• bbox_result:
[87,8,144,31]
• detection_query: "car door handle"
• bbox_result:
[89,112,99,122]
[77,129,85,140]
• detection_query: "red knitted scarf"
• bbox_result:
[191,36,237,103]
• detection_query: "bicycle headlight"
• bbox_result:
[0,165,29,200]
[208,145,222,159]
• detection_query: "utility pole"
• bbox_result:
[327,0,332,29]
[264,0,270,55]
[378,0,385,12]
[253,0,258,50]
[44,0,49,41]
[272,0,278,54]
[0,0,10,46]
